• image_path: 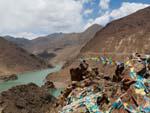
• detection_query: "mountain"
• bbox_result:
[27,24,102,64]
[0,37,47,77]
[4,36,30,48]
[81,6,150,54]
[26,24,102,53]
[4,24,102,65]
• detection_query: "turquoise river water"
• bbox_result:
[0,64,63,97]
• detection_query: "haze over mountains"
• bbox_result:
[81,6,150,54]
[0,38,47,77]
[4,24,102,65]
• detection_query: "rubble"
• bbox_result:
[58,53,150,113]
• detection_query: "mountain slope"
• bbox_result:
[28,24,102,64]
[81,6,150,54]
[0,37,47,77]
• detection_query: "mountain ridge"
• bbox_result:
[81,6,150,54]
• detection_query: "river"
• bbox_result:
[0,64,63,97]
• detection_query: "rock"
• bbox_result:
[70,67,84,81]
[15,98,27,109]
[70,61,100,82]
[0,74,18,82]
[0,83,56,113]
[70,60,90,82]
[103,75,111,81]
[42,81,55,89]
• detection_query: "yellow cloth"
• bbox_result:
[123,103,128,107]
[130,67,135,72]
[135,88,146,95]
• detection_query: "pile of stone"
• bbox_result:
[58,53,150,113]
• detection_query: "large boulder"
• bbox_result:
[70,67,84,81]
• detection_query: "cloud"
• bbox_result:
[83,9,93,16]
[110,2,149,20]
[85,2,149,28]
[0,0,84,39]
[99,0,110,10]
[10,32,45,40]
[0,1,149,39]
[81,0,92,4]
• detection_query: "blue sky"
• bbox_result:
[110,0,150,9]
[0,0,149,39]
[82,0,149,29]
[83,0,150,21]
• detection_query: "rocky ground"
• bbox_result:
[54,53,150,113]
[0,83,56,113]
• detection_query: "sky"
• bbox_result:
[0,0,149,39]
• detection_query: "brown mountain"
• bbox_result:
[27,24,102,65]
[0,37,47,77]
[4,24,102,65]
[3,36,30,48]
[81,6,150,54]
[25,24,101,53]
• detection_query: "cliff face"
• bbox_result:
[0,37,47,77]
[81,6,150,54]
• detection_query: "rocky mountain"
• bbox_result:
[24,24,101,54]
[81,6,150,54]
[29,24,102,64]
[4,24,102,65]
[0,37,47,77]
